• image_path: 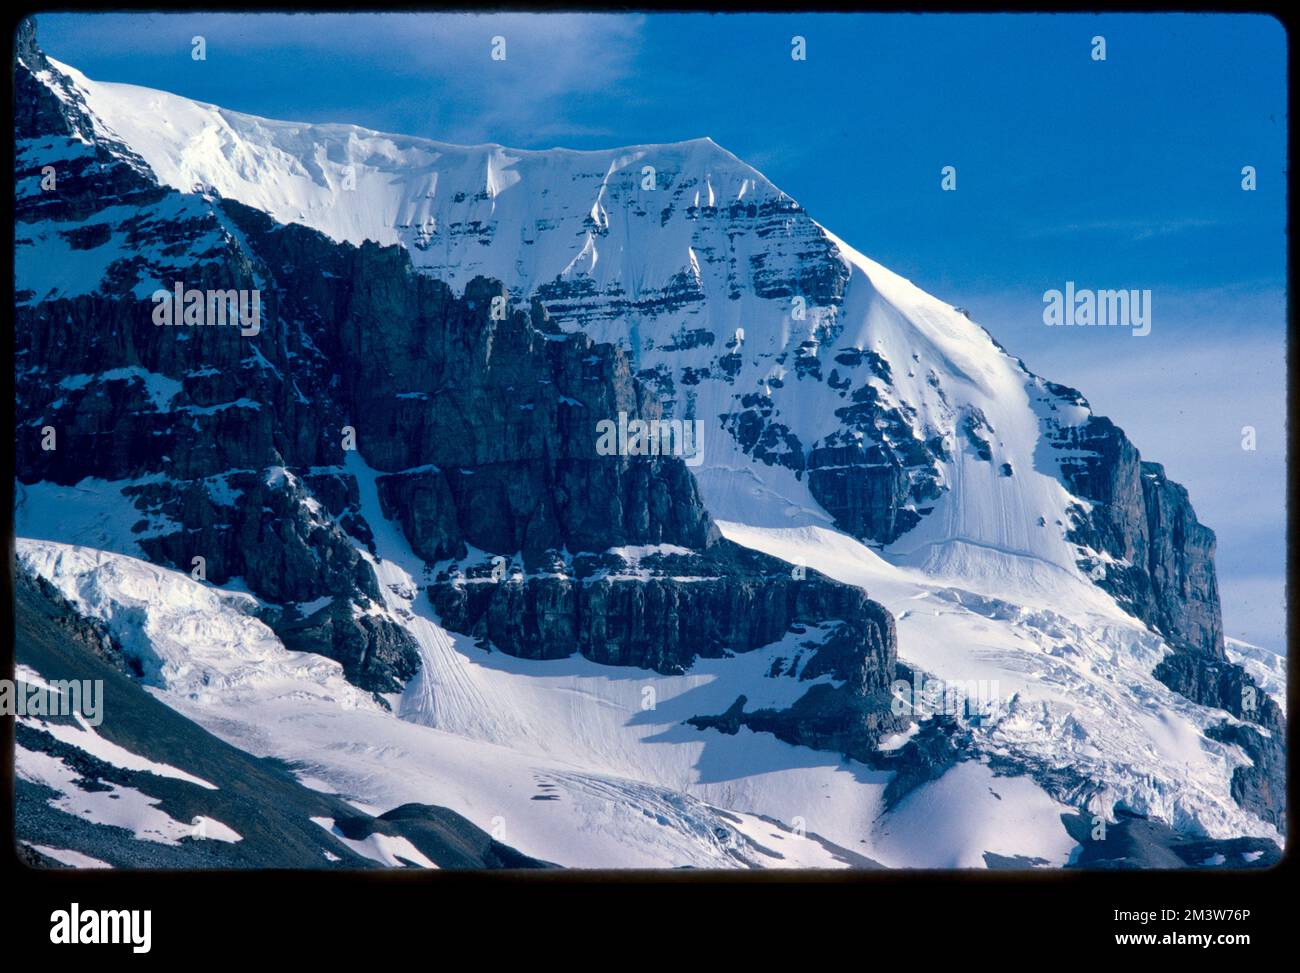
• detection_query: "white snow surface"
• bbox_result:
[6,522,1061,869]
[16,539,377,712]
[27,845,113,869]
[14,487,1279,868]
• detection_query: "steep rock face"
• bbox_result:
[13,20,162,227]
[430,541,895,677]
[1063,809,1281,870]
[685,621,908,763]
[1154,651,1286,835]
[14,37,412,686]
[13,569,134,677]
[223,204,716,566]
[272,600,421,695]
[1137,464,1223,655]
[128,468,383,606]
[1036,384,1284,830]
[430,540,905,753]
[1204,721,1286,836]
[1044,393,1223,657]
[721,357,947,547]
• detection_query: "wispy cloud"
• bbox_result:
[38,12,647,147]
[1020,216,1224,242]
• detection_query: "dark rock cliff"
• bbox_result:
[15,31,416,692]
[721,365,946,546]
[1044,395,1223,657]
[430,541,894,676]
[1154,651,1287,834]
[225,203,716,566]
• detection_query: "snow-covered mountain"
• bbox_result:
[35,53,1228,656]
[12,19,1285,869]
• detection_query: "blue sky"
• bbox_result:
[35,12,1288,650]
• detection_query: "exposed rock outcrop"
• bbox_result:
[272,599,421,697]
[12,568,134,677]
[1154,650,1287,834]
[432,541,892,673]
[1043,390,1223,658]
[1037,381,1285,831]
[1063,808,1281,870]
[331,804,556,869]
